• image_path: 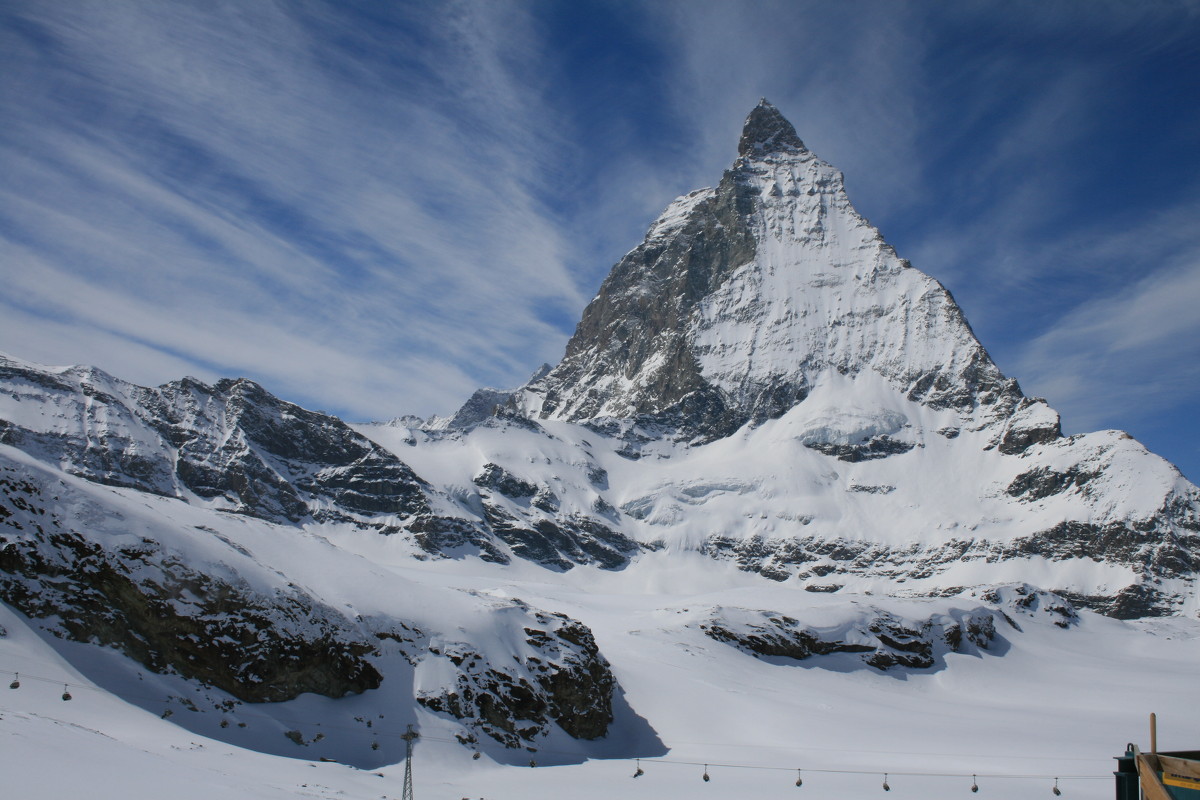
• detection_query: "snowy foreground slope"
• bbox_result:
[3,101,1200,798]
[4,542,1200,800]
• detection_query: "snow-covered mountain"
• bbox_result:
[400,99,1198,618]
[520,101,1038,442]
[2,101,1199,798]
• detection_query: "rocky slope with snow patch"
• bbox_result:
[0,444,628,756]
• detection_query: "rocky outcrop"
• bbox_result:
[474,463,538,498]
[416,611,614,747]
[703,529,1195,618]
[1001,521,1200,618]
[699,604,1000,672]
[804,435,915,462]
[0,464,381,702]
[699,586,1074,672]
[480,501,639,571]
[526,179,759,439]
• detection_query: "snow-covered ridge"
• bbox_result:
[643,188,716,245]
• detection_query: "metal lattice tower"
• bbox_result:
[400,724,419,800]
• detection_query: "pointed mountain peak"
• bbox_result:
[738,99,806,157]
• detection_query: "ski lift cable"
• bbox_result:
[628,757,1106,781]
[665,737,1102,762]
[0,667,416,738]
[0,666,1116,781]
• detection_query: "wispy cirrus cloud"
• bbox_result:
[0,0,588,418]
[1,0,1198,479]
[1016,243,1200,432]
[643,0,928,209]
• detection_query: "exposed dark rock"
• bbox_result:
[705,530,1189,619]
[1058,584,1171,619]
[416,612,614,747]
[524,136,762,441]
[474,463,538,498]
[482,503,571,571]
[407,515,510,564]
[1007,466,1101,502]
[848,484,896,494]
[806,435,915,462]
[975,585,1079,629]
[1003,520,1200,580]
[443,387,518,430]
[0,469,381,702]
[999,398,1062,454]
[586,464,609,490]
[702,618,873,661]
[699,605,1001,673]
[480,503,640,571]
[738,98,807,156]
[0,358,433,526]
[531,487,561,513]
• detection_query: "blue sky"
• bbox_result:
[2,0,1198,480]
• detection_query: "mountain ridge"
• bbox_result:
[515,100,1055,455]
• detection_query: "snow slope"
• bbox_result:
[362,367,1200,617]
[5,545,1200,800]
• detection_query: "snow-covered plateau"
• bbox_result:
[2,100,1198,799]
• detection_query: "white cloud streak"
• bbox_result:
[1017,248,1200,434]
[645,0,927,209]
[0,0,588,419]
[1,0,1198,479]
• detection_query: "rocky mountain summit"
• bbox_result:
[1,101,1198,765]
[464,100,1195,617]
[518,100,1052,453]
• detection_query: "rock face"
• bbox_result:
[0,356,431,524]
[416,610,614,747]
[0,460,381,702]
[698,585,1077,672]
